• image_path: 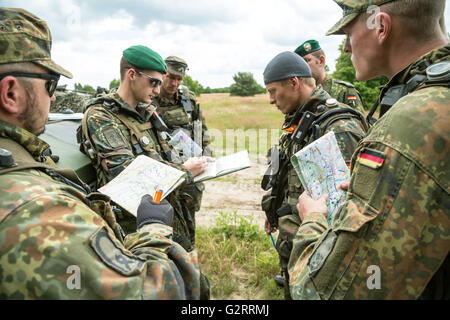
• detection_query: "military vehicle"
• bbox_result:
[42,86,112,190]
[41,113,97,189]
[50,85,94,114]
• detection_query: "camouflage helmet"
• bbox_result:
[165,56,188,77]
[0,7,73,78]
[326,0,396,36]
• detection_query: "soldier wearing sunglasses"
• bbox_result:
[0,8,203,300]
[79,46,212,299]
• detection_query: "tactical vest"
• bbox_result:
[156,87,200,139]
[367,61,450,125]
[261,100,369,228]
[78,96,167,171]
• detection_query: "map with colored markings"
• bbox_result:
[291,131,350,225]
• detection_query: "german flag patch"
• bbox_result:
[357,148,385,169]
[348,95,357,100]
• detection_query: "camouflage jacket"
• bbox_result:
[322,75,365,113]
[80,93,196,250]
[262,86,367,287]
[265,85,367,218]
[81,92,191,188]
[0,120,201,299]
[288,44,450,300]
[151,86,212,157]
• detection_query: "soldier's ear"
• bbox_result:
[0,77,22,115]
[126,68,138,82]
[319,55,326,66]
[375,12,392,45]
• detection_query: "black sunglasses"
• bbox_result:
[128,68,162,88]
[0,72,60,97]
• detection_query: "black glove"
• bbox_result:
[137,195,174,229]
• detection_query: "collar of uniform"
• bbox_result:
[321,74,333,91]
[110,92,147,120]
[299,85,330,114]
[382,43,450,94]
[0,120,52,162]
[282,85,329,129]
[157,90,179,105]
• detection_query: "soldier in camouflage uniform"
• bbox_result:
[79,46,211,252]
[291,0,449,299]
[295,40,365,112]
[151,56,212,248]
[0,8,201,299]
[261,51,368,299]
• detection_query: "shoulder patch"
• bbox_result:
[334,79,355,88]
[90,227,145,276]
[103,126,126,149]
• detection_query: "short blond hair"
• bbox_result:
[382,0,446,40]
[281,77,316,88]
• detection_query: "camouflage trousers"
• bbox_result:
[276,213,301,300]
[169,188,210,300]
[177,182,205,248]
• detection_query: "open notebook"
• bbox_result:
[194,150,251,183]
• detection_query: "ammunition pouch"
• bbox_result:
[261,146,289,229]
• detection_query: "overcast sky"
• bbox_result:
[2,0,449,89]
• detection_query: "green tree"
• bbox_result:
[74,83,96,94]
[332,40,388,109]
[183,75,204,97]
[229,72,266,97]
[109,79,120,89]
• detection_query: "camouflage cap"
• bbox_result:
[165,56,188,77]
[0,8,73,78]
[326,0,396,36]
[295,40,321,57]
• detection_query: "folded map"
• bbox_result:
[291,131,350,224]
[98,155,186,217]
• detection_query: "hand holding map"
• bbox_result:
[291,131,350,225]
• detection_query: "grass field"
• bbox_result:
[196,93,285,300]
[197,212,284,300]
[198,93,284,157]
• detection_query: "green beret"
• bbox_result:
[123,45,167,73]
[295,40,321,57]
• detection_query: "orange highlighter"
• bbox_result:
[154,189,163,204]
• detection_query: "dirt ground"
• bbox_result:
[196,155,268,230]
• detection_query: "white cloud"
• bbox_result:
[1,0,449,89]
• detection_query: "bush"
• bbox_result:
[196,211,283,300]
[183,75,204,97]
[230,72,266,97]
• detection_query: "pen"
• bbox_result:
[154,189,163,204]
[270,234,277,250]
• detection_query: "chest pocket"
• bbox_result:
[115,114,161,156]
[162,107,190,127]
